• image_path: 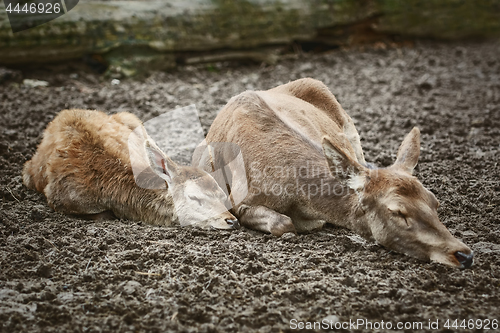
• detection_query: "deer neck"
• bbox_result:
[132,187,177,226]
[103,171,177,226]
[294,174,373,239]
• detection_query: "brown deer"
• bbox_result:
[23,109,239,230]
[193,78,473,268]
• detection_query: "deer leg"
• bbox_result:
[236,204,296,237]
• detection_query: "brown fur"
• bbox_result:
[23,109,237,229]
[194,78,473,267]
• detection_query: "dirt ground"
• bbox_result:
[1,40,499,332]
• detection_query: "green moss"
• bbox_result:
[377,0,500,39]
[104,46,176,78]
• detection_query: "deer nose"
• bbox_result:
[225,218,240,229]
[454,251,473,269]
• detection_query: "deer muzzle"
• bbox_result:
[225,218,240,229]
[454,251,474,269]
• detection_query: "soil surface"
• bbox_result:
[1,40,499,332]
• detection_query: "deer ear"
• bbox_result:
[322,135,365,187]
[145,140,178,185]
[394,127,420,173]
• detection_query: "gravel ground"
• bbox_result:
[0,40,499,332]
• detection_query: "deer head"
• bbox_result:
[322,127,473,268]
[145,140,238,230]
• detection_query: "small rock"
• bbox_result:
[58,292,74,302]
[467,127,482,140]
[122,311,138,324]
[87,227,99,236]
[428,57,438,66]
[417,74,437,90]
[23,79,49,88]
[119,249,141,260]
[471,118,485,127]
[121,280,142,295]
[82,274,94,282]
[322,314,340,325]
[392,59,407,68]
[473,242,500,254]
[40,291,56,301]
[377,281,389,288]
[346,234,366,245]
[396,288,408,298]
[299,62,314,72]
[36,264,52,278]
[23,238,39,251]
[462,230,477,237]
[281,232,296,240]
[423,103,435,110]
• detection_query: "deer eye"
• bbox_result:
[396,211,410,227]
[389,207,410,227]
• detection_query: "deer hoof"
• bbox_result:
[270,218,296,237]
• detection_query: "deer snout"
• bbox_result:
[454,251,474,269]
[225,218,240,229]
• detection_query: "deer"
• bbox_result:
[22,109,239,230]
[192,78,474,268]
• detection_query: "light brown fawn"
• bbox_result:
[23,109,238,230]
[193,78,473,268]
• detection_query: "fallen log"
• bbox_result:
[1,0,499,75]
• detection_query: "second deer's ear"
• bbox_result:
[394,127,420,173]
[145,140,178,185]
[322,135,365,187]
